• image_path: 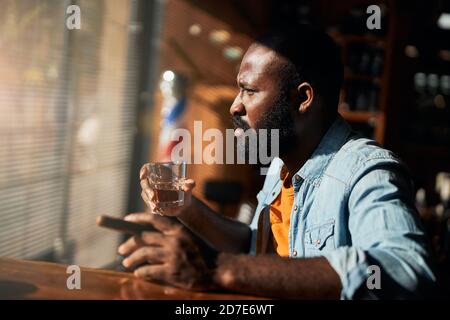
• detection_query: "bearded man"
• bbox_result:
[119,25,435,299]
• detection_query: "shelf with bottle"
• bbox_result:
[320,0,393,146]
[403,72,450,146]
[346,43,384,76]
[340,80,380,111]
[326,1,389,46]
[338,100,385,143]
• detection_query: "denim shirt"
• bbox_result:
[250,115,436,299]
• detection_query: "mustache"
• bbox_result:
[231,114,251,131]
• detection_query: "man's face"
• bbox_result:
[230,44,297,156]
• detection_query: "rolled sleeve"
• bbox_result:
[325,162,436,299]
[324,246,371,299]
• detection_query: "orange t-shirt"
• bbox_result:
[269,167,294,257]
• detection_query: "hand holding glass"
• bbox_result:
[140,162,193,216]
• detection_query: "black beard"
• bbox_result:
[256,95,297,157]
[231,93,297,162]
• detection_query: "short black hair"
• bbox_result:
[255,24,343,111]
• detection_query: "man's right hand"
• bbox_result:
[139,164,196,217]
[140,164,251,254]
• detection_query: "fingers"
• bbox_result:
[124,212,181,236]
[141,190,154,208]
[182,179,196,192]
[134,264,167,281]
[140,177,151,193]
[140,180,153,201]
[122,246,166,269]
[118,228,166,255]
[140,231,166,245]
[143,215,181,234]
[118,234,149,256]
[152,206,184,218]
[139,164,149,180]
[139,167,153,205]
[139,163,195,218]
[124,212,153,223]
[142,195,160,214]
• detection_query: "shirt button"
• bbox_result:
[294,205,298,211]
[272,192,276,196]
[316,239,321,245]
[292,250,297,257]
[295,175,301,182]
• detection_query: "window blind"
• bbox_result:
[0,0,68,259]
[0,0,141,267]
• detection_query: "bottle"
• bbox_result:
[359,50,371,75]
[368,86,378,111]
[440,75,450,109]
[427,74,439,101]
[371,49,384,77]
[355,84,368,111]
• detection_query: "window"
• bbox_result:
[0,0,141,267]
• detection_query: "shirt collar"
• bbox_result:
[296,114,352,187]
[268,114,352,189]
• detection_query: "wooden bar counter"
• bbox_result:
[0,258,262,300]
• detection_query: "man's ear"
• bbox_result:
[296,82,314,113]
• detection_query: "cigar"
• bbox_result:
[96,215,156,235]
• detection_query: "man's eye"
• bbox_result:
[243,88,256,95]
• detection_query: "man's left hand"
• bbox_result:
[118,212,218,291]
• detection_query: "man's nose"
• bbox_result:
[229,95,245,116]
